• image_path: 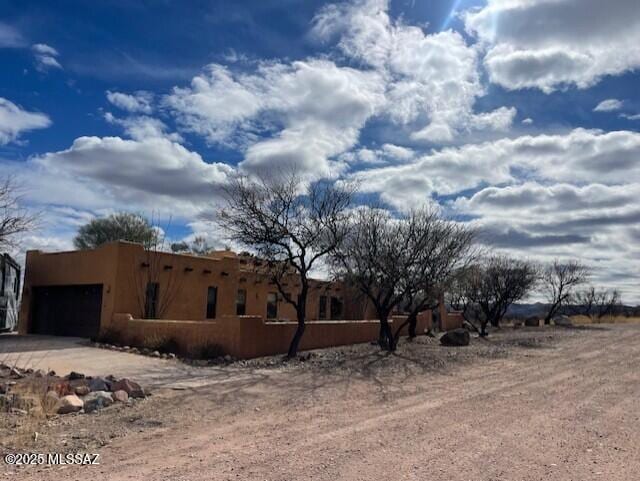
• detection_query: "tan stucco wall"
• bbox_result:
[117,313,432,359]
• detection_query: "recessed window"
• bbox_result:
[145,282,159,319]
[330,296,343,320]
[206,286,218,319]
[319,295,327,319]
[236,289,247,316]
[266,292,278,319]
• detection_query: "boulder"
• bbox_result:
[83,391,114,413]
[51,380,73,396]
[111,378,145,399]
[524,316,540,327]
[553,315,573,327]
[112,390,129,403]
[88,377,111,392]
[440,328,470,347]
[74,385,90,396]
[56,394,84,414]
[67,371,85,380]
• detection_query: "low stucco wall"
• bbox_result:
[112,311,432,359]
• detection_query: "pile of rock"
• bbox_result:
[0,364,146,416]
[47,372,146,414]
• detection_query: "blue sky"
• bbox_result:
[1,0,639,302]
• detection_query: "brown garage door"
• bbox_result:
[31,284,103,338]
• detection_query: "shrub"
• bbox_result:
[92,327,124,345]
[141,332,180,354]
[193,342,226,360]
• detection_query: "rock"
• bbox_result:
[33,369,47,378]
[151,351,161,358]
[0,384,6,395]
[440,328,470,347]
[83,391,114,413]
[525,316,540,327]
[9,367,24,379]
[123,346,130,351]
[43,391,60,411]
[67,371,85,380]
[553,315,573,327]
[112,390,129,403]
[111,378,145,399]
[74,385,90,396]
[51,380,74,396]
[224,355,232,363]
[10,408,28,415]
[56,394,84,414]
[88,377,111,392]
[168,353,176,359]
[47,370,56,377]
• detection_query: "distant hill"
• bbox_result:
[505,302,640,319]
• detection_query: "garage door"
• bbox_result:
[31,284,103,338]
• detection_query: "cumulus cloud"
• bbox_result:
[451,182,640,301]
[594,99,624,112]
[2,136,233,219]
[352,128,640,208]
[311,0,516,144]
[32,43,62,71]
[0,97,51,145]
[106,90,154,114]
[166,60,386,177]
[465,0,640,92]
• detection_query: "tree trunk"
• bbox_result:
[479,321,488,337]
[408,311,418,339]
[287,285,308,358]
[378,316,395,351]
[287,319,305,358]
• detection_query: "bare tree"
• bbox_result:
[133,217,183,319]
[452,256,539,337]
[392,210,476,344]
[331,207,472,351]
[170,236,217,255]
[542,259,590,324]
[572,286,621,321]
[331,207,410,351]
[217,171,354,358]
[0,176,36,249]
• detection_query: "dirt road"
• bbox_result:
[5,324,640,480]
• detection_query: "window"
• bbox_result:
[266,292,278,319]
[330,296,343,320]
[319,296,327,319]
[206,286,218,319]
[144,282,159,319]
[236,289,247,316]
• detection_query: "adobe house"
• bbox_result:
[19,241,459,358]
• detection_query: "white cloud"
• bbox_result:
[311,0,516,144]
[3,136,233,219]
[166,59,386,177]
[0,97,51,145]
[594,99,624,112]
[353,128,640,208]
[106,90,154,114]
[0,22,25,48]
[32,43,62,71]
[522,117,533,125]
[451,182,640,302]
[104,112,182,142]
[465,0,640,92]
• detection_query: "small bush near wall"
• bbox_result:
[92,327,124,346]
[192,342,227,360]
[142,332,180,355]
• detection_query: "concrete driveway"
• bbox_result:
[0,334,255,390]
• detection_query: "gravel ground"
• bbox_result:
[2,324,639,481]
